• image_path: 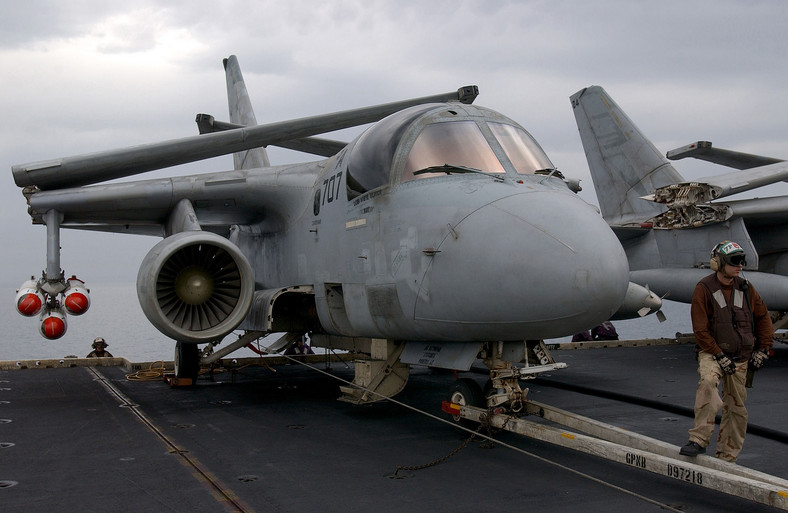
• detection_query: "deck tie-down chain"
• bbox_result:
[392,408,517,476]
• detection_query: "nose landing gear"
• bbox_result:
[445,340,566,422]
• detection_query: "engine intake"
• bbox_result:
[137,231,254,343]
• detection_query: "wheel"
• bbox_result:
[174,341,200,383]
[482,379,494,399]
[448,378,484,424]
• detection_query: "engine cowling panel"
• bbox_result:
[137,231,255,343]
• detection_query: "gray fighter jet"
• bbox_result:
[571,85,788,328]
[12,57,633,407]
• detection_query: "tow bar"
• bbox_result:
[442,399,788,509]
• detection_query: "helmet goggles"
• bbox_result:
[723,253,747,267]
[716,241,747,267]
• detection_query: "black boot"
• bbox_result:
[679,441,706,456]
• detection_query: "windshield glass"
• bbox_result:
[402,121,504,182]
[489,122,554,174]
[346,104,437,198]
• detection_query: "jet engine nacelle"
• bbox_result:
[136,231,255,343]
[16,279,44,317]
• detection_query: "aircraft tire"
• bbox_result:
[482,379,494,398]
[174,341,200,383]
[448,378,484,426]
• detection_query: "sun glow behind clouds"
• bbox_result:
[86,7,207,57]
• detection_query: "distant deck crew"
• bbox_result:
[591,321,619,341]
[679,241,773,462]
[571,331,592,342]
[284,336,314,361]
[86,337,113,358]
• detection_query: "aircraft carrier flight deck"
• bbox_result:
[2,342,787,513]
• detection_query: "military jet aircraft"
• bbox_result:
[571,85,788,327]
[13,56,634,407]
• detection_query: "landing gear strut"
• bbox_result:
[482,340,562,412]
[446,340,565,419]
[339,339,410,404]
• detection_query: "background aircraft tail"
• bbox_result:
[224,55,270,169]
[571,86,683,226]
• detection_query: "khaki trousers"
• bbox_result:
[687,352,748,462]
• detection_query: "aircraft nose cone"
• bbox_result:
[415,190,629,339]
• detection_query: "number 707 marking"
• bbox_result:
[322,172,343,205]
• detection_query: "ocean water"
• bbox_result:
[1,282,693,362]
[1,282,271,362]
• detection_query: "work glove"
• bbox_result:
[749,349,769,370]
[713,353,737,375]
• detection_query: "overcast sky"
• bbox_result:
[2,0,788,289]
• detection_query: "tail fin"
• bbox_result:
[570,86,683,225]
[223,55,270,169]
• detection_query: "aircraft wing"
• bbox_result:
[645,158,788,204]
[18,82,479,237]
[13,85,478,191]
[24,163,316,236]
[724,195,788,227]
[666,140,784,170]
[695,159,788,198]
[195,114,347,157]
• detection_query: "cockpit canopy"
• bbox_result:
[346,103,555,199]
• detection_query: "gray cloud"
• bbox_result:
[2,0,788,293]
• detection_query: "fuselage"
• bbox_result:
[243,103,630,341]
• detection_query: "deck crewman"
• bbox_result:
[86,337,113,358]
[679,241,773,462]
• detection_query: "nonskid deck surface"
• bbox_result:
[1,344,786,513]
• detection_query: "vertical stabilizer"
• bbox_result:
[571,86,683,225]
[223,55,270,169]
